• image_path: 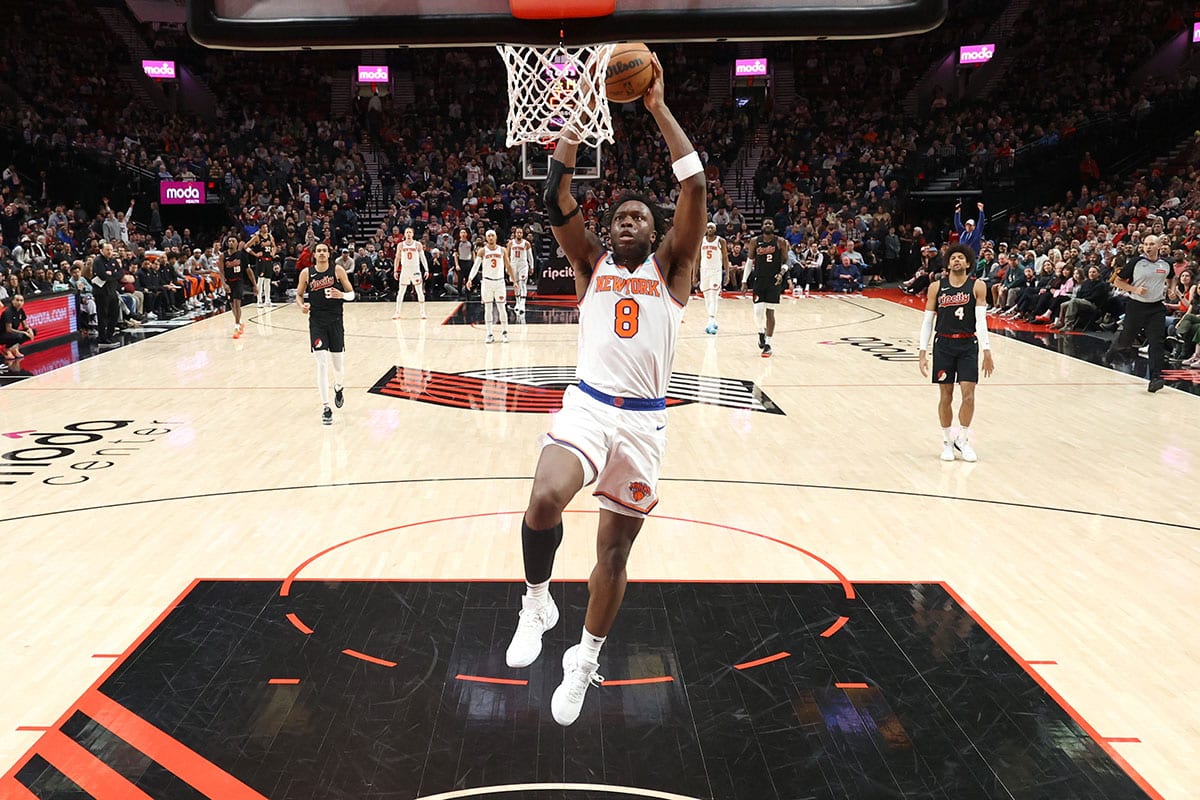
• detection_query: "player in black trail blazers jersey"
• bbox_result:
[741,220,789,357]
[295,242,355,425]
[221,236,256,339]
[918,243,995,462]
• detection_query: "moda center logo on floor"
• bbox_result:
[819,336,920,362]
[0,419,179,487]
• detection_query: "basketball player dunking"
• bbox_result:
[220,236,256,339]
[742,220,789,357]
[296,242,355,425]
[507,226,534,314]
[502,54,705,726]
[392,227,429,320]
[466,230,514,343]
[696,221,728,334]
[918,243,995,461]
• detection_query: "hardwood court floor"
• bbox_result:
[0,293,1196,799]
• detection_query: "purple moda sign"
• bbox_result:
[1193,22,1200,43]
[159,181,205,205]
[958,43,996,65]
[141,59,177,79]
[357,65,390,83]
[734,58,768,77]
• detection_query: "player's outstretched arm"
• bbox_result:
[644,54,706,301]
[543,139,603,298]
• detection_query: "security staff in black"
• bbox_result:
[742,220,789,356]
[1104,233,1169,393]
[919,244,995,462]
[295,242,356,424]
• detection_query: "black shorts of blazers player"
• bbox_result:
[504,52,706,726]
[918,243,995,462]
[296,242,355,425]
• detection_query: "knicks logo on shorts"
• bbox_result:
[628,481,652,502]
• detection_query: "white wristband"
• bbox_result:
[672,151,703,182]
[342,290,355,302]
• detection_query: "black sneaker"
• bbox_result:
[758,332,766,350]
[322,405,333,425]
[1148,378,1166,393]
[761,344,773,358]
[334,385,344,408]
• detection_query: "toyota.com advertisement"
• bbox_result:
[159,181,206,205]
[22,292,78,343]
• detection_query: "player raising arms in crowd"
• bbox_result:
[502,54,705,726]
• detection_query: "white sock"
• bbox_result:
[526,580,550,604]
[765,335,772,344]
[959,426,971,442]
[578,626,605,665]
[942,427,954,444]
[314,350,331,406]
[394,287,405,315]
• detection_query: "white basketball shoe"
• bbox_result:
[551,644,603,726]
[505,594,559,668]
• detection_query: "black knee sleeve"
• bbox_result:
[522,519,564,584]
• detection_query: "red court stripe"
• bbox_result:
[734,651,791,670]
[602,676,675,686]
[820,616,850,637]
[15,726,51,732]
[268,678,300,685]
[835,682,870,689]
[1026,660,1058,665]
[37,728,155,800]
[91,654,122,659]
[342,649,397,667]
[456,674,528,686]
[0,775,38,798]
[1103,737,1142,743]
[76,690,268,800]
[285,612,313,633]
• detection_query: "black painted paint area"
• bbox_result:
[13,581,1153,799]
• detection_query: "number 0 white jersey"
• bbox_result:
[578,252,685,400]
[398,241,425,274]
[509,239,532,273]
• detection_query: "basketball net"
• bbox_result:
[496,43,616,148]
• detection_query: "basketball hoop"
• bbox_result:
[496,42,617,148]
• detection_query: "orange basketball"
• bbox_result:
[605,43,655,103]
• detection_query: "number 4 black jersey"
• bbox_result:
[936,277,977,335]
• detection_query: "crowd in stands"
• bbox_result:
[2,0,1200,367]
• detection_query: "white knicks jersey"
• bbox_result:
[578,251,685,399]
[699,236,724,272]
[481,245,506,280]
[398,241,425,271]
[509,239,532,270]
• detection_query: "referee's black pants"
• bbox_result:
[1107,299,1166,379]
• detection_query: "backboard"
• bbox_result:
[521,140,601,181]
[188,0,948,50]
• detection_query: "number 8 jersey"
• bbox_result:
[578,251,686,399]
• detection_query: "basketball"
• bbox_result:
[605,43,655,103]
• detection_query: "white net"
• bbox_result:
[496,43,616,148]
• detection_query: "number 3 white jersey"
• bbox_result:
[481,245,506,280]
[578,251,685,399]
